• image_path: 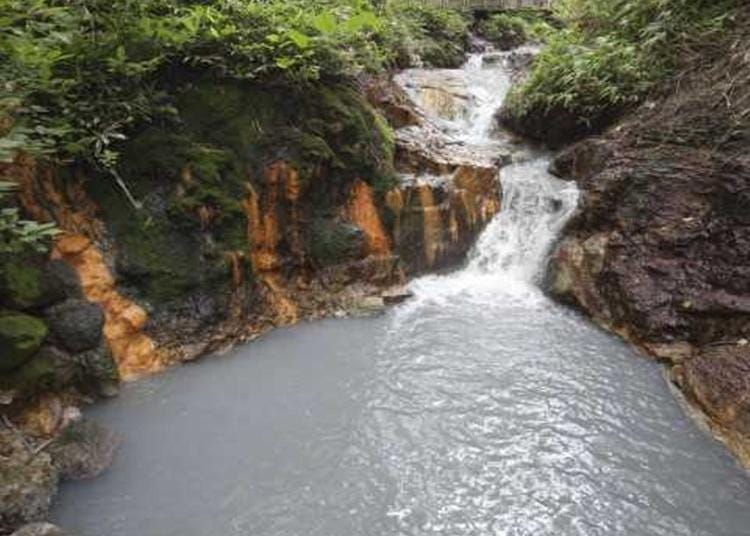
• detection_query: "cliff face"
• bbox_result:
[547,19,750,465]
[3,77,501,384]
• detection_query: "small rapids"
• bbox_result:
[52,49,750,536]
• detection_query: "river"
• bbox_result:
[51,49,750,536]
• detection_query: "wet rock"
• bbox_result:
[385,173,501,274]
[11,523,67,536]
[0,430,59,533]
[42,261,82,302]
[364,76,422,129]
[44,300,104,354]
[75,344,118,393]
[48,419,120,481]
[497,103,621,149]
[0,314,48,373]
[395,69,470,121]
[353,296,386,316]
[381,287,413,305]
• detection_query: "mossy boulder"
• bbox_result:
[0,350,59,395]
[1,259,81,312]
[0,313,48,372]
[0,343,117,398]
[1,263,46,311]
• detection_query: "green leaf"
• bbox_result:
[287,29,311,49]
[313,12,337,34]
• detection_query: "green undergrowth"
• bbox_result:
[0,0,467,174]
[505,0,741,138]
[476,10,556,50]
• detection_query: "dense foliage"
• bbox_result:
[476,10,554,50]
[0,0,469,186]
[0,182,58,256]
[505,0,740,131]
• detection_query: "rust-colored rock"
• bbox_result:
[52,235,165,380]
[345,179,392,257]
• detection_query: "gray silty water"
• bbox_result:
[52,49,750,535]
[50,294,750,536]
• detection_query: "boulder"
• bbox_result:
[48,419,120,481]
[496,102,620,149]
[0,314,48,372]
[75,344,119,395]
[44,300,104,354]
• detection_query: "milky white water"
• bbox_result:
[52,49,750,536]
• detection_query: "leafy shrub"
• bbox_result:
[384,1,470,67]
[505,0,740,137]
[0,181,58,256]
[477,14,529,50]
[505,30,646,123]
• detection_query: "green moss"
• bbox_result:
[0,312,48,372]
[0,351,57,393]
[2,261,44,310]
[114,214,232,304]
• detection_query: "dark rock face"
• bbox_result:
[44,300,104,354]
[547,23,750,465]
[497,103,621,149]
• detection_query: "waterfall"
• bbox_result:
[396,48,579,300]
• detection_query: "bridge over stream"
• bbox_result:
[403,0,552,11]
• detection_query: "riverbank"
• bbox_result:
[521,8,750,467]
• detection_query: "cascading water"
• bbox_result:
[51,48,750,536]
[399,47,578,302]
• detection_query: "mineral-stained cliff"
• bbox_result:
[547,18,750,466]
[4,79,500,378]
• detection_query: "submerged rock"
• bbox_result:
[48,419,120,481]
[11,523,67,536]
